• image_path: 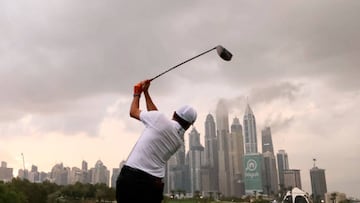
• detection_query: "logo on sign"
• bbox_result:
[246,159,257,171]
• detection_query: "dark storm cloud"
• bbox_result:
[1,0,360,132]
[221,1,360,91]
[226,82,302,109]
[263,114,295,134]
[0,1,193,121]
[250,82,302,104]
[222,82,301,133]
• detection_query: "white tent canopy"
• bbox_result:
[283,187,311,203]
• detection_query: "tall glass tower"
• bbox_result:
[310,160,327,203]
[243,103,258,154]
[188,128,204,194]
[204,113,219,192]
[230,117,245,196]
[261,126,274,153]
[262,127,278,195]
[216,99,231,197]
[277,150,289,190]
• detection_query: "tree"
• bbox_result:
[0,182,26,203]
[95,183,115,202]
[10,178,47,203]
[170,190,176,198]
[208,191,214,200]
[0,178,115,203]
[194,190,201,199]
[330,192,337,203]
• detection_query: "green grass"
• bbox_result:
[165,199,237,203]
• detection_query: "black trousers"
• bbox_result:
[116,165,164,203]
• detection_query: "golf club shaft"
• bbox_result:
[150,47,217,81]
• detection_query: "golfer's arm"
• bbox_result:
[130,95,141,120]
[144,91,158,111]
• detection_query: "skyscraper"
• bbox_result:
[229,117,245,197]
[80,160,91,184]
[277,149,289,190]
[262,126,274,153]
[28,165,40,183]
[165,143,187,194]
[111,161,125,188]
[263,152,279,195]
[0,161,13,182]
[91,160,110,186]
[69,167,82,184]
[216,99,232,196]
[261,127,278,195]
[82,160,88,171]
[283,169,302,189]
[204,113,219,192]
[243,103,263,194]
[188,128,204,194]
[50,163,69,185]
[243,103,258,154]
[310,160,327,203]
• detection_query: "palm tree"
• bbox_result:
[331,192,337,203]
[194,190,201,199]
[182,190,186,198]
[208,191,213,200]
[217,192,222,200]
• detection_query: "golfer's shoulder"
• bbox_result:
[141,110,163,116]
[140,110,166,121]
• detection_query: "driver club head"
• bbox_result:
[216,45,233,61]
[150,45,233,81]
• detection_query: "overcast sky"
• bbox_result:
[1,0,359,198]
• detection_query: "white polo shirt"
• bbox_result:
[125,110,185,178]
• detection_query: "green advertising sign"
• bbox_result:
[244,154,263,193]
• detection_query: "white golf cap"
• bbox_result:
[175,105,197,124]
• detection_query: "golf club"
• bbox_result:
[149,45,232,81]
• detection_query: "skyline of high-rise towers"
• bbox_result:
[0,98,333,199]
[162,100,328,198]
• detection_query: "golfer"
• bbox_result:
[116,79,197,203]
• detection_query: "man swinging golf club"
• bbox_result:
[116,79,197,203]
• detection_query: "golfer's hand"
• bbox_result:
[142,80,151,92]
[134,82,142,96]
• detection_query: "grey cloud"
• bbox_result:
[249,82,302,104]
[1,0,359,134]
[220,82,301,133]
[263,114,295,134]
[221,1,360,91]
[225,82,302,110]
